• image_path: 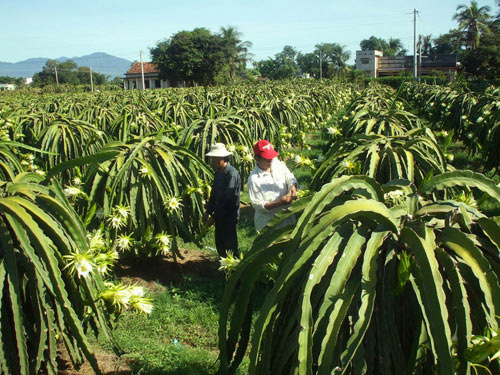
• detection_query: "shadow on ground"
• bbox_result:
[114,249,220,288]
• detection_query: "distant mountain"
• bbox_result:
[0,52,133,79]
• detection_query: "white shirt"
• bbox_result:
[248,158,298,232]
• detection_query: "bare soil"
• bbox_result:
[57,350,132,375]
[115,248,219,290]
[57,248,219,375]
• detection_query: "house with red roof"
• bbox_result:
[124,62,170,89]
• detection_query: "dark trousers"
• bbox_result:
[214,218,238,258]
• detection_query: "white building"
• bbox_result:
[355,50,383,78]
[124,62,170,89]
[0,84,16,91]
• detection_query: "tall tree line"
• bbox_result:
[416,1,500,81]
[150,26,252,86]
[257,43,351,80]
[32,59,108,87]
[148,1,500,85]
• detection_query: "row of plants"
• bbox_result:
[0,81,353,374]
[400,82,500,170]
[0,82,354,259]
[0,168,157,374]
[3,79,498,374]
[220,82,500,375]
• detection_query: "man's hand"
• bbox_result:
[280,194,293,204]
[264,193,295,210]
[289,185,297,200]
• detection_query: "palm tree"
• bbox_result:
[453,1,492,49]
[331,44,351,72]
[220,26,253,79]
[315,43,350,76]
[418,34,433,56]
[388,37,407,56]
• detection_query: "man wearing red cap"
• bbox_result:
[248,140,298,232]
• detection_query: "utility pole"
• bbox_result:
[54,64,59,86]
[319,50,322,80]
[90,65,94,92]
[413,8,418,79]
[418,35,422,82]
[140,50,145,90]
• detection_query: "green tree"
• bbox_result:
[57,60,78,84]
[453,1,492,49]
[151,28,227,86]
[32,59,81,86]
[219,26,253,80]
[460,22,500,80]
[255,58,277,79]
[76,66,106,85]
[312,43,351,78]
[0,76,23,85]
[297,52,319,77]
[32,59,58,86]
[360,36,389,53]
[275,45,299,78]
[262,43,351,80]
[433,29,464,54]
[360,36,405,56]
[256,45,298,80]
[109,76,124,87]
[387,37,407,56]
[418,34,434,55]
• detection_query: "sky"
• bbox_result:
[0,0,498,66]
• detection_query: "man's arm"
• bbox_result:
[249,168,294,211]
[281,160,298,199]
[248,174,268,213]
[263,194,293,210]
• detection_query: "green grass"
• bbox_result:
[102,275,224,374]
[92,218,258,374]
[97,273,251,374]
[187,212,258,256]
[240,189,250,205]
[450,147,485,171]
[236,216,259,253]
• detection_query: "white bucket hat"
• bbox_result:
[205,143,232,157]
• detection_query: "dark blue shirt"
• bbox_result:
[206,162,241,222]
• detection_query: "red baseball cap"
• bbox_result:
[253,140,279,159]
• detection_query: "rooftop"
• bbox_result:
[125,62,160,75]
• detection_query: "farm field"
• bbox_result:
[1,80,500,374]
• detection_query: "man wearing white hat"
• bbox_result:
[203,143,241,257]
